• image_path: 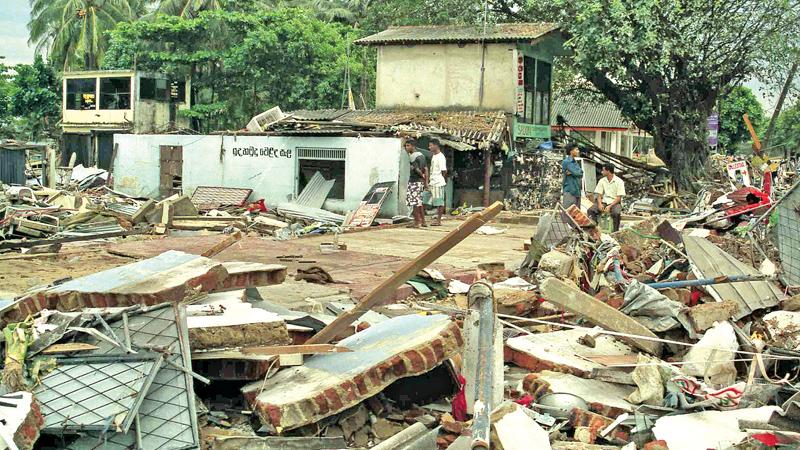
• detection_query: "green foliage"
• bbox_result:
[772,101,800,154]
[7,55,61,141]
[718,86,765,152]
[103,8,368,131]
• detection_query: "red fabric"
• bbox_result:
[514,395,534,407]
[247,199,267,212]
[690,289,702,307]
[751,433,778,446]
[451,374,467,421]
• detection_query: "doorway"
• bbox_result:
[159,145,183,198]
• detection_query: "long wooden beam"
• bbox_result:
[306,201,504,344]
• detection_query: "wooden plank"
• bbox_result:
[0,229,145,249]
[41,343,99,354]
[307,202,504,344]
[240,344,349,355]
[201,231,243,257]
[539,278,662,355]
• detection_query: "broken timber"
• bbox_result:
[307,201,504,344]
[201,230,243,257]
[539,278,662,355]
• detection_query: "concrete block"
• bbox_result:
[505,328,634,377]
[686,300,739,332]
[523,371,634,418]
[538,250,576,278]
[241,314,462,433]
[782,294,800,311]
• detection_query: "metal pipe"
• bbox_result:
[645,274,777,289]
[468,281,495,450]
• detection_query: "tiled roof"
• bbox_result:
[550,95,633,129]
[355,22,560,45]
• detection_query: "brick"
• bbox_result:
[523,371,634,417]
[644,440,669,450]
[569,408,630,445]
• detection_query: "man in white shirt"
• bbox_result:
[588,163,625,231]
[428,139,448,226]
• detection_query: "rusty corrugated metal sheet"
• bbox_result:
[356,22,560,45]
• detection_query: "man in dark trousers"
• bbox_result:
[588,163,626,231]
[404,139,428,227]
[561,143,583,211]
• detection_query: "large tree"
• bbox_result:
[772,100,800,155]
[531,0,800,187]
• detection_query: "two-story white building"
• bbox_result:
[61,70,190,169]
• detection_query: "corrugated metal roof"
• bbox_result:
[289,109,350,121]
[550,96,633,129]
[356,22,560,45]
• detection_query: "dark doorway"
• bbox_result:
[96,133,115,170]
[62,134,91,167]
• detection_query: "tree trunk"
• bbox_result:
[763,61,799,153]
[653,111,711,190]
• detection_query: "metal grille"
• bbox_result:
[297,147,346,160]
[67,304,199,450]
[776,185,800,287]
[34,356,161,433]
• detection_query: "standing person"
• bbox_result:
[588,163,626,231]
[561,143,584,211]
[404,139,428,227]
[428,139,448,226]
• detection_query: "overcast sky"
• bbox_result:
[1,0,36,66]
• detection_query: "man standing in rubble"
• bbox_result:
[561,143,584,211]
[405,139,428,227]
[428,139,448,226]
[588,163,626,231]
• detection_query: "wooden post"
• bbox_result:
[46,146,57,188]
[306,202,504,344]
[483,148,491,207]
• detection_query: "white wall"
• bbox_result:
[113,134,408,216]
[375,43,516,111]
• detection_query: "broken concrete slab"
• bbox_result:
[252,281,351,313]
[539,278,662,355]
[6,251,227,326]
[241,314,462,433]
[523,371,635,417]
[0,391,44,450]
[505,327,634,377]
[491,403,551,450]
[187,302,291,350]
[551,442,620,450]
[652,406,780,450]
[538,250,576,278]
[686,300,740,332]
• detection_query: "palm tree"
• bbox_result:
[28,0,145,70]
[155,0,223,18]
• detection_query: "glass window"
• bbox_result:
[521,57,552,125]
[536,60,551,125]
[99,77,131,110]
[139,77,169,101]
[66,78,96,110]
